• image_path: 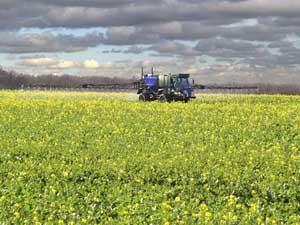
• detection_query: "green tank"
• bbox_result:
[158,75,171,88]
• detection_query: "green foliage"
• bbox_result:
[0,91,300,224]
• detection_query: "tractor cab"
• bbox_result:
[136,68,196,102]
[170,74,195,100]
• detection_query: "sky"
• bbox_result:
[1,0,300,84]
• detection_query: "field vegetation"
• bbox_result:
[0,91,300,224]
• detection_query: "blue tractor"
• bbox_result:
[136,68,196,102]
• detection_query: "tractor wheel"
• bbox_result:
[184,98,190,103]
[159,95,167,103]
[139,94,146,102]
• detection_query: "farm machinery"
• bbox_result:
[135,68,196,102]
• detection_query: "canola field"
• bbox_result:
[1,91,300,224]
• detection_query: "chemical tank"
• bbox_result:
[158,75,171,88]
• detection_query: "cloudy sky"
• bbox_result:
[1,0,300,83]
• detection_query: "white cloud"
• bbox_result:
[53,60,77,69]
[21,57,58,67]
[83,60,100,69]
[20,57,114,71]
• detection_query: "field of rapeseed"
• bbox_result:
[1,91,300,224]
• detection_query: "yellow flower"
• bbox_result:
[162,202,171,210]
[14,211,20,218]
[232,215,238,222]
[47,216,53,221]
[249,203,259,213]
[63,171,69,177]
[175,196,181,202]
[205,211,212,218]
[228,195,237,205]
[257,217,263,223]
[200,203,208,212]
[236,204,242,209]
[81,218,88,223]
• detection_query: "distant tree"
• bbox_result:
[0,66,132,89]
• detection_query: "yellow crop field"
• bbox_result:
[1,91,300,224]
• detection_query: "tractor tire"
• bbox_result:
[159,95,167,103]
[184,98,190,103]
[139,94,147,102]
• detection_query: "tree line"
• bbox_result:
[0,67,132,89]
[1,67,300,95]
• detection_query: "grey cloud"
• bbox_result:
[1,0,300,83]
[1,0,300,46]
[0,0,19,9]
[27,0,135,8]
[102,49,123,54]
[270,40,300,66]
[0,32,104,53]
[149,38,278,68]
[1,0,300,29]
[101,21,293,47]
[150,40,199,57]
[239,40,300,67]
[103,26,159,45]
[101,37,300,69]
[123,46,147,54]
[195,38,265,53]
[26,0,162,8]
[193,38,296,67]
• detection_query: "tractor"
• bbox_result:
[135,68,196,102]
